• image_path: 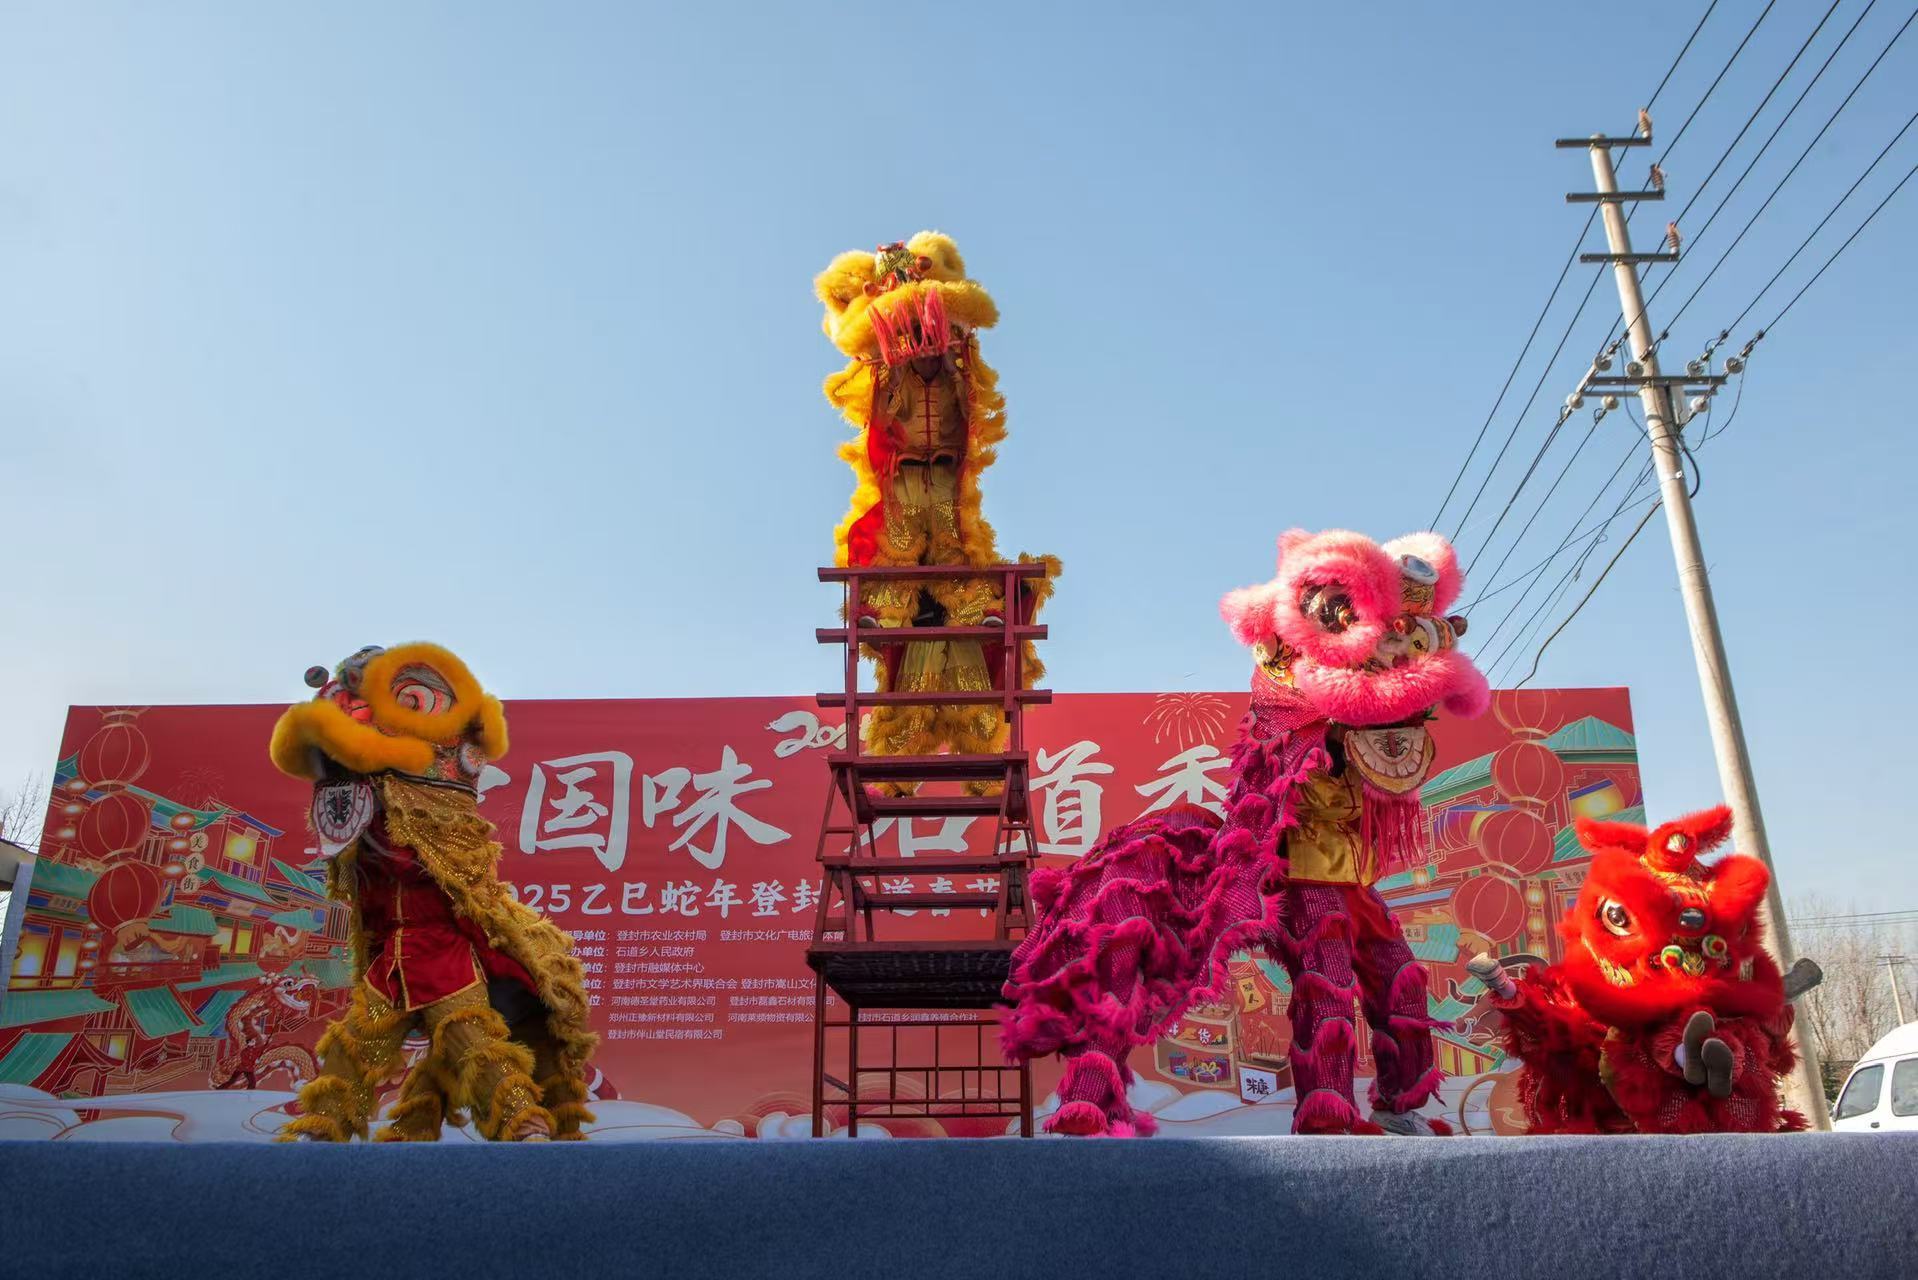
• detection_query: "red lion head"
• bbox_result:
[1559,806,1782,1026]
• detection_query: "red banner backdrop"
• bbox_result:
[0,688,1639,1140]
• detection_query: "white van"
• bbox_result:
[1831,1021,1918,1132]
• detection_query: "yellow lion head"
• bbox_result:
[269,642,508,787]
[813,231,997,363]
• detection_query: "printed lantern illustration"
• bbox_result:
[1474,807,1554,878]
[1492,688,1561,741]
[77,708,151,793]
[87,859,166,951]
[75,791,154,860]
[1452,873,1526,949]
[1490,740,1565,809]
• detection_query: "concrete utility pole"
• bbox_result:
[1884,956,1909,1027]
[1558,130,1832,1128]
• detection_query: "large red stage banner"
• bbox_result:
[0,689,1637,1140]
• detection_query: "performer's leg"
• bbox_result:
[862,693,940,797]
[279,983,412,1143]
[933,640,1008,794]
[375,1050,456,1143]
[420,985,554,1142]
[860,467,933,626]
[516,1011,595,1141]
[923,464,1000,624]
[1046,879,1154,1138]
[1267,884,1371,1135]
[1349,886,1446,1132]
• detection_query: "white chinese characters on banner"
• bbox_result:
[518,752,635,872]
[1135,744,1233,818]
[1030,740,1115,857]
[642,746,792,871]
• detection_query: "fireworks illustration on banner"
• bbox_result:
[1144,693,1232,749]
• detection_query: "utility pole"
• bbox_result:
[1558,129,1833,1128]
[1883,956,1909,1027]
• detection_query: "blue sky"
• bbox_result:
[2,1,1913,907]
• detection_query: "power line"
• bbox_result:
[1793,908,1918,924]
[1767,156,1918,328]
[1608,0,1876,366]
[1429,0,1722,533]
[1465,409,1610,594]
[1450,0,1779,558]
[1487,457,1659,679]
[1664,4,1918,333]
[1508,499,1665,689]
[1478,454,1657,675]
[1717,104,1918,334]
[1667,0,1846,236]
[1655,0,1886,301]
[1463,510,1632,609]
[1697,366,1747,444]
[1462,435,1642,636]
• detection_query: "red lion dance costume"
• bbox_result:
[1004,529,1489,1135]
[814,233,1057,785]
[1470,807,1807,1133]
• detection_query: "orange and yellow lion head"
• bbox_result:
[270,642,508,785]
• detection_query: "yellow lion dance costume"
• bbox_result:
[815,232,1059,783]
[269,643,597,1142]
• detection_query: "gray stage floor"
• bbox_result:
[3,1133,1914,1279]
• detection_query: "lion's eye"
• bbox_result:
[1600,899,1632,936]
[1301,586,1357,634]
[391,666,453,715]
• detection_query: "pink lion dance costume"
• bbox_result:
[1003,529,1489,1135]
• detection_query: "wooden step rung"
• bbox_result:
[817,690,1051,708]
[852,892,999,909]
[823,855,1025,873]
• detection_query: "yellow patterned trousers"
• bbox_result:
[279,982,592,1143]
[860,462,1002,626]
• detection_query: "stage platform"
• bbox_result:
[3,1134,1914,1279]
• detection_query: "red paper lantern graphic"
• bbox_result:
[86,859,165,939]
[1490,740,1565,809]
[1492,689,1561,742]
[1452,873,1526,943]
[75,791,154,859]
[1476,808,1554,877]
[77,708,150,792]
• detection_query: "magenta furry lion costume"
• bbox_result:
[1002,529,1489,1136]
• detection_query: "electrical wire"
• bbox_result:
[1468,442,1649,656]
[1767,154,1918,328]
[1698,367,1747,443]
[1654,0,1885,301]
[1450,0,1778,559]
[1428,0,1722,533]
[1664,6,1918,332]
[1607,0,1878,363]
[1480,456,1658,678]
[1509,500,1666,689]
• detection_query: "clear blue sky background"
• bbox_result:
[2,2,1913,908]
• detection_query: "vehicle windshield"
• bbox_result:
[1891,1058,1918,1118]
[1836,1064,1883,1120]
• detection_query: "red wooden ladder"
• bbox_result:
[807,562,1050,1138]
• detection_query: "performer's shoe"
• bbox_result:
[1044,1101,1109,1136]
[1700,1037,1736,1099]
[1680,1010,1715,1086]
[1369,1108,1442,1136]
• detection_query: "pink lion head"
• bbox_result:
[1220,528,1490,726]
